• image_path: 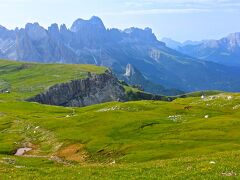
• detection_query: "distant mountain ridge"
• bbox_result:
[0,16,240,93]
[161,38,202,50]
[162,33,240,67]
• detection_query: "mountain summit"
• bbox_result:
[71,16,106,33]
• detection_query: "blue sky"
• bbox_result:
[0,0,239,41]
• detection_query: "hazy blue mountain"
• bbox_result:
[164,33,240,67]
[161,38,183,50]
[182,40,202,46]
[0,17,240,93]
[162,38,202,50]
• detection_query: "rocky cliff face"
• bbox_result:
[28,71,126,107]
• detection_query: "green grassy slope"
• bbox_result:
[0,59,107,100]
[1,151,240,179]
[1,93,240,161]
[0,59,157,103]
[1,92,240,178]
[1,59,240,179]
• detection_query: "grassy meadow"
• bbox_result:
[0,59,240,179]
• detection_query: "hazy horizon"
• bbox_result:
[0,0,240,42]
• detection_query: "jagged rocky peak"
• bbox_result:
[60,24,68,33]
[125,64,136,77]
[70,16,106,33]
[48,23,59,34]
[90,16,104,24]
[144,27,153,34]
[124,27,157,42]
[25,22,47,41]
[48,23,60,39]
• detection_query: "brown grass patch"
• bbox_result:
[56,144,88,163]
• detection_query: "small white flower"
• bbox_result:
[110,160,116,164]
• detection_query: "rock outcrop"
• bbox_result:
[28,71,126,107]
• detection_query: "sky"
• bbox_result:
[0,0,239,42]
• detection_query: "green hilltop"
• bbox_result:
[0,59,240,179]
[0,59,107,100]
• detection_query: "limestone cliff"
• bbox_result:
[28,71,126,107]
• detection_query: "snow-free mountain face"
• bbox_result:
[123,64,184,96]
[161,38,183,50]
[162,38,202,51]
[0,17,240,93]
[163,33,240,67]
[71,16,106,33]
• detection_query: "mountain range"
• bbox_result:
[162,33,240,67]
[0,16,240,93]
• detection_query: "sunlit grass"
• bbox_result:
[1,59,240,179]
